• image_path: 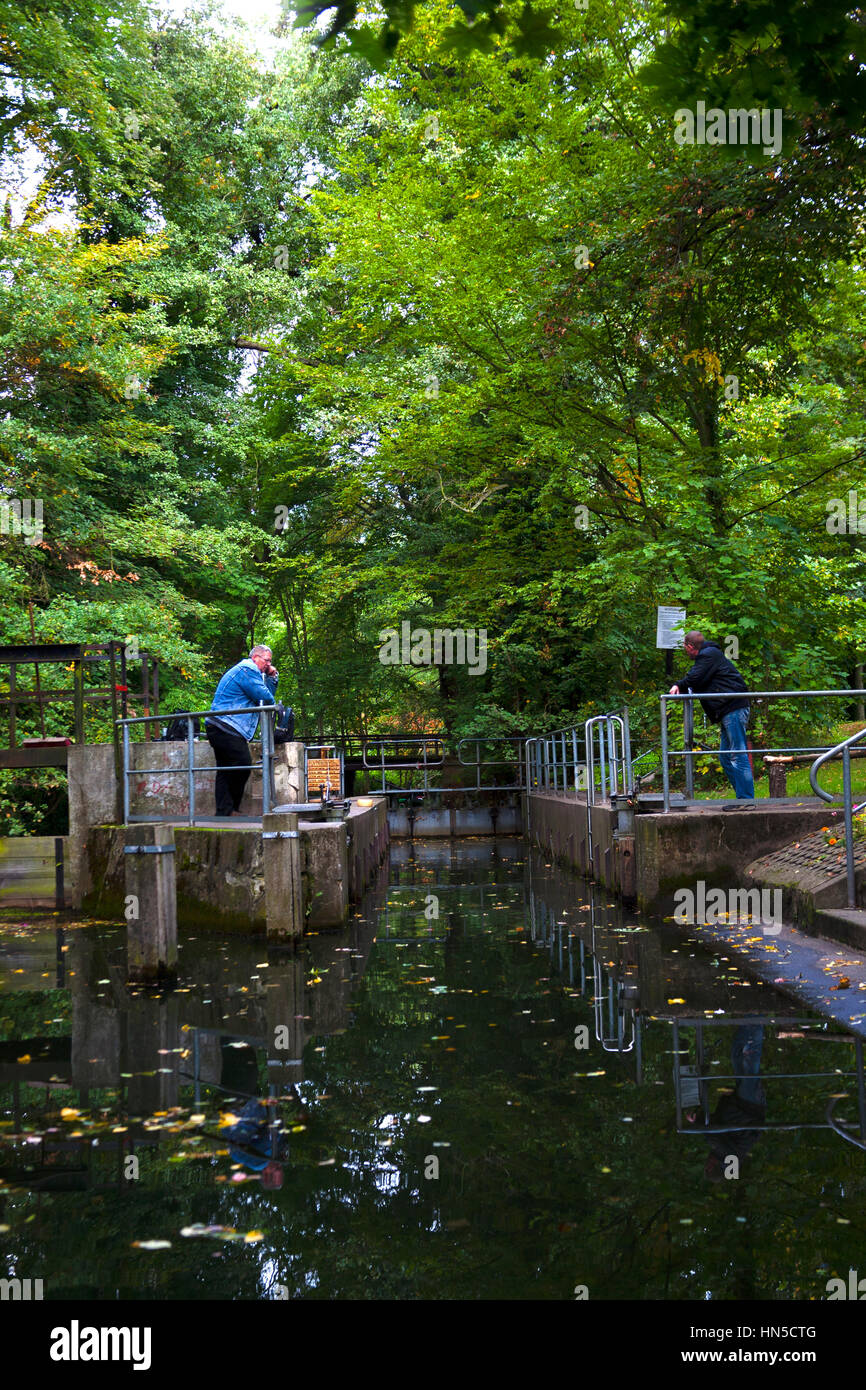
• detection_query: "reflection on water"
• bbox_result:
[0,840,864,1300]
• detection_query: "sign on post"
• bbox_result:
[656,606,687,650]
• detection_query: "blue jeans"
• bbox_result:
[719,706,754,798]
[731,1024,764,1107]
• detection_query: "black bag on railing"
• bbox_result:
[161,716,201,741]
[273,704,295,745]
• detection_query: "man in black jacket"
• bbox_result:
[669,631,755,807]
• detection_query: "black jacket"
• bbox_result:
[673,641,750,724]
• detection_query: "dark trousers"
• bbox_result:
[206,725,252,815]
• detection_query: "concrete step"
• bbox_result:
[746,826,866,949]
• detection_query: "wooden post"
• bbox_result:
[124,823,177,982]
[263,811,303,943]
[765,757,791,799]
[73,650,85,745]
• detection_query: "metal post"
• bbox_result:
[661,697,670,812]
[122,722,131,824]
[607,717,617,797]
[73,654,85,745]
[684,697,695,800]
[844,745,856,908]
[120,644,128,720]
[262,707,273,817]
[561,732,567,794]
[621,707,633,796]
[187,716,195,826]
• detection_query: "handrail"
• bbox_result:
[117,704,277,825]
[660,687,866,812]
[808,724,866,801]
[810,724,866,908]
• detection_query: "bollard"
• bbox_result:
[124,823,177,983]
[263,811,303,942]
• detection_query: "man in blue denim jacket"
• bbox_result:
[205,646,278,816]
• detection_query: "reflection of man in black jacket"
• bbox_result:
[705,1025,766,1182]
[669,631,755,806]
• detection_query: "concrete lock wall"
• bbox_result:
[388,801,523,838]
[84,798,389,932]
[634,805,836,913]
[527,793,623,893]
[68,742,119,905]
[526,790,838,915]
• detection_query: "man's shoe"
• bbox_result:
[722,800,756,810]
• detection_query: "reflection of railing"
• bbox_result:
[810,725,866,908]
[117,705,276,825]
[526,866,642,1074]
[670,1015,866,1148]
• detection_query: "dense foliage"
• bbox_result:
[1,0,864,769]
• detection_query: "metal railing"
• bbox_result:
[810,724,866,908]
[352,735,526,795]
[524,710,633,801]
[670,1016,866,1148]
[525,727,584,794]
[659,687,866,812]
[118,705,277,825]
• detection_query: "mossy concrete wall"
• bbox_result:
[527,792,622,892]
[526,791,835,914]
[635,806,835,913]
[83,797,389,932]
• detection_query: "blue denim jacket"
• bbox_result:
[208,658,278,741]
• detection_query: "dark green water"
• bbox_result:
[1,839,864,1300]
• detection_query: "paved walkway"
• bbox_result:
[686,913,866,1038]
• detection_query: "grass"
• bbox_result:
[685,754,866,801]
